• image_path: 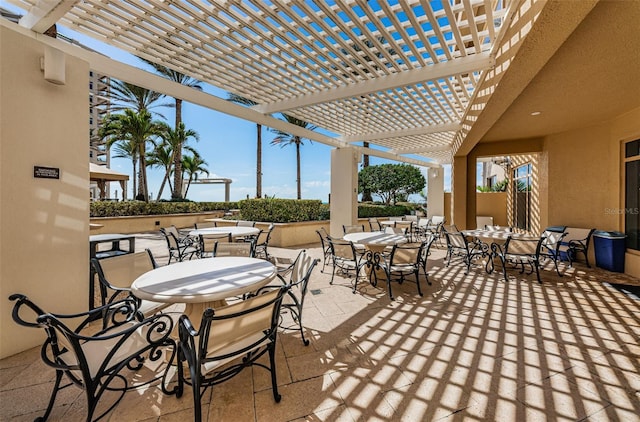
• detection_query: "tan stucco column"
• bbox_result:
[451,155,470,229]
[1,29,90,358]
[330,147,359,237]
[426,167,444,218]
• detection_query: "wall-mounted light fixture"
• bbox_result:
[40,45,66,85]
[429,168,439,178]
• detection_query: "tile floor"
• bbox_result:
[1,232,639,421]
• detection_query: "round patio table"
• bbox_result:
[132,257,276,328]
[344,231,408,282]
[188,226,259,239]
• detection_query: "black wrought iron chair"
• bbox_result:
[327,237,367,293]
[539,228,568,276]
[561,227,596,268]
[213,239,256,257]
[368,218,382,232]
[378,242,426,300]
[491,235,546,283]
[176,286,287,422]
[254,224,275,260]
[276,250,318,345]
[419,233,438,286]
[90,249,168,316]
[9,294,176,422]
[161,226,198,264]
[315,228,332,272]
[198,233,231,258]
[443,230,487,274]
[342,224,365,234]
[194,221,216,229]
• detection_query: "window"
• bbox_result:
[488,175,497,189]
[625,139,640,251]
[513,163,532,231]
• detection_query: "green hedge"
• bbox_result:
[237,198,327,223]
[90,199,418,221]
[90,201,236,217]
[357,204,412,218]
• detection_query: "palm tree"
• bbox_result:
[227,93,263,198]
[146,139,174,200]
[100,109,166,201]
[270,115,316,200]
[108,79,171,119]
[139,58,203,199]
[149,123,199,201]
[361,141,373,202]
[110,140,138,200]
[182,152,209,199]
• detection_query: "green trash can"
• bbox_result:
[593,231,626,272]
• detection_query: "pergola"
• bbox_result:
[5,0,519,167]
[89,162,129,200]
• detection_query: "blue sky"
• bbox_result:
[2,2,454,202]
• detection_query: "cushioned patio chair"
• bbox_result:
[9,294,176,422]
[213,239,256,257]
[194,221,216,229]
[492,235,546,283]
[176,286,287,422]
[561,227,596,267]
[254,224,275,260]
[315,227,332,272]
[443,230,487,274]
[342,224,365,234]
[198,233,231,258]
[476,216,494,229]
[90,249,168,316]
[276,250,318,345]
[378,242,426,300]
[539,227,568,276]
[368,217,382,232]
[161,226,199,264]
[327,237,367,293]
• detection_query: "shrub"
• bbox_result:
[237,198,326,223]
[357,204,412,218]
[90,201,236,217]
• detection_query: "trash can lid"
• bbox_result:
[593,230,627,239]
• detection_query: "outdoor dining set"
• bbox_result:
[8,216,596,421]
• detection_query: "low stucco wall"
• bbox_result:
[91,214,329,248]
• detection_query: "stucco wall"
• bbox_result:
[476,192,508,227]
[543,106,640,277]
[1,29,90,358]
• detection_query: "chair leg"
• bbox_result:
[534,260,542,284]
[414,269,423,296]
[39,370,63,421]
[268,344,282,402]
[385,270,394,300]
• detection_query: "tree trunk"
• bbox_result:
[156,169,170,201]
[296,139,301,200]
[139,144,149,202]
[131,159,137,201]
[256,123,262,198]
[173,98,184,199]
[361,141,373,202]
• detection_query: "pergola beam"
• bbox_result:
[19,0,76,33]
[1,19,435,169]
[388,144,453,155]
[340,122,462,143]
[253,53,494,114]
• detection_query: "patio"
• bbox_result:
[2,233,638,421]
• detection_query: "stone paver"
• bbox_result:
[2,232,639,421]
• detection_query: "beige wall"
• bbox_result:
[1,29,90,358]
[476,192,508,227]
[444,192,507,228]
[543,106,640,277]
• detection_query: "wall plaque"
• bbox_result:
[34,166,60,179]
